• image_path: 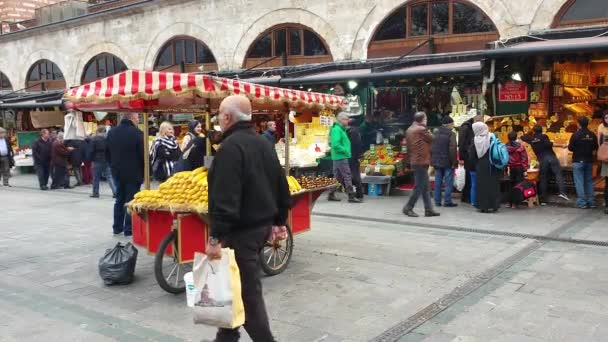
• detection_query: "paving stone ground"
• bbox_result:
[1,175,608,342]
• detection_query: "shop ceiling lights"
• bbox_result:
[511,72,523,82]
[347,80,358,90]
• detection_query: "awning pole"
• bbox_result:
[143,112,150,190]
[205,111,211,157]
[284,109,290,177]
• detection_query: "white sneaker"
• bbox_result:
[558,193,570,201]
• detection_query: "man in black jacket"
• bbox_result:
[106,113,144,237]
[348,119,364,200]
[432,116,458,207]
[522,125,570,204]
[458,118,475,203]
[568,117,599,208]
[0,127,14,187]
[206,95,289,342]
[32,129,52,190]
[90,126,116,198]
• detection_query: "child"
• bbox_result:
[506,131,529,208]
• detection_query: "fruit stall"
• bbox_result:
[64,70,344,293]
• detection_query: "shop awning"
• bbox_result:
[484,36,608,58]
[65,70,345,112]
[0,90,64,109]
[241,61,481,86]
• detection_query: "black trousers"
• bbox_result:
[604,176,608,207]
[51,165,68,188]
[216,226,275,342]
[36,163,50,188]
[461,170,472,203]
[349,158,363,198]
[539,154,565,201]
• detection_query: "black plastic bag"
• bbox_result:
[98,242,138,286]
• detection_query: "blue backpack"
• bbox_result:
[489,134,509,170]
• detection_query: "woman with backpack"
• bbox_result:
[150,121,180,182]
[468,122,501,213]
[506,131,530,208]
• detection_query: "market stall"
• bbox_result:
[65,70,344,293]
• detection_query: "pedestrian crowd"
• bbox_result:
[403,111,608,217]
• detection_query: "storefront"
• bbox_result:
[483,34,608,192]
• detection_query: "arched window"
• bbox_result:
[154,36,218,72]
[26,59,66,90]
[82,53,128,83]
[368,0,498,58]
[0,72,12,90]
[244,25,332,69]
[554,0,608,28]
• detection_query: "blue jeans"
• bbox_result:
[470,171,477,206]
[572,162,594,207]
[92,162,116,196]
[405,165,433,211]
[434,167,455,205]
[113,181,141,235]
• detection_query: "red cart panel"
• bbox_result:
[291,193,311,235]
[132,211,147,248]
[177,214,208,263]
[147,210,174,256]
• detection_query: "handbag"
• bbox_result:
[598,143,608,162]
[512,181,537,203]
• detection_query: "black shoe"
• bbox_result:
[328,193,341,202]
[425,210,440,217]
[50,186,59,190]
[64,186,74,189]
[435,203,442,207]
[348,194,362,203]
[605,208,608,215]
[444,203,458,207]
[112,194,117,199]
[40,186,49,191]
[3,184,11,187]
[124,231,132,237]
[90,194,100,198]
[403,208,419,217]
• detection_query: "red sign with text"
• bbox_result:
[498,81,528,102]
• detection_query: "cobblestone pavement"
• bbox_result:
[1,176,608,342]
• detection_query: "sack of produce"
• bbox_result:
[98,242,138,286]
[192,250,244,328]
[454,165,466,192]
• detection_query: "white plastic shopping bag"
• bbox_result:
[192,249,245,329]
[454,165,466,192]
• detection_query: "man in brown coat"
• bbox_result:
[50,133,74,189]
[403,112,440,218]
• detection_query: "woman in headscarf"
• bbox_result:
[150,121,180,181]
[468,122,501,213]
[180,119,202,151]
[598,111,608,215]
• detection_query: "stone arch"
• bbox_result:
[73,42,130,86]
[0,71,13,90]
[531,0,599,30]
[232,8,343,69]
[21,50,70,89]
[351,0,514,60]
[143,22,221,70]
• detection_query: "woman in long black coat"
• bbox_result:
[468,122,501,213]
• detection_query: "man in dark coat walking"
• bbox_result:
[431,116,458,207]
[106,113,144,237]
[347,118,364,200]
[206,95,289,342]
[0,127,14,187]
[32,129,53,190]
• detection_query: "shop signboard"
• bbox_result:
[498,81,528,102]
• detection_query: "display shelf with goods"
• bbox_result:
[488,56,608,190]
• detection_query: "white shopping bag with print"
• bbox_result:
[192,249,245,329]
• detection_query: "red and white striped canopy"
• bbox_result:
[65,70,345,112]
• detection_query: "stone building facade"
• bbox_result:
[0,0,597,90]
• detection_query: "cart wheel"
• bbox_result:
[259,226,293,276]
[154,230,192,294]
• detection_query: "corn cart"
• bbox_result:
[64,70,343,293]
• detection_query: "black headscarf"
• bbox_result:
[188,119,201,136]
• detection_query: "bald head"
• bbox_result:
[218,95,252,131]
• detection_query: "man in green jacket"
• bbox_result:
[328,112,361,203]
